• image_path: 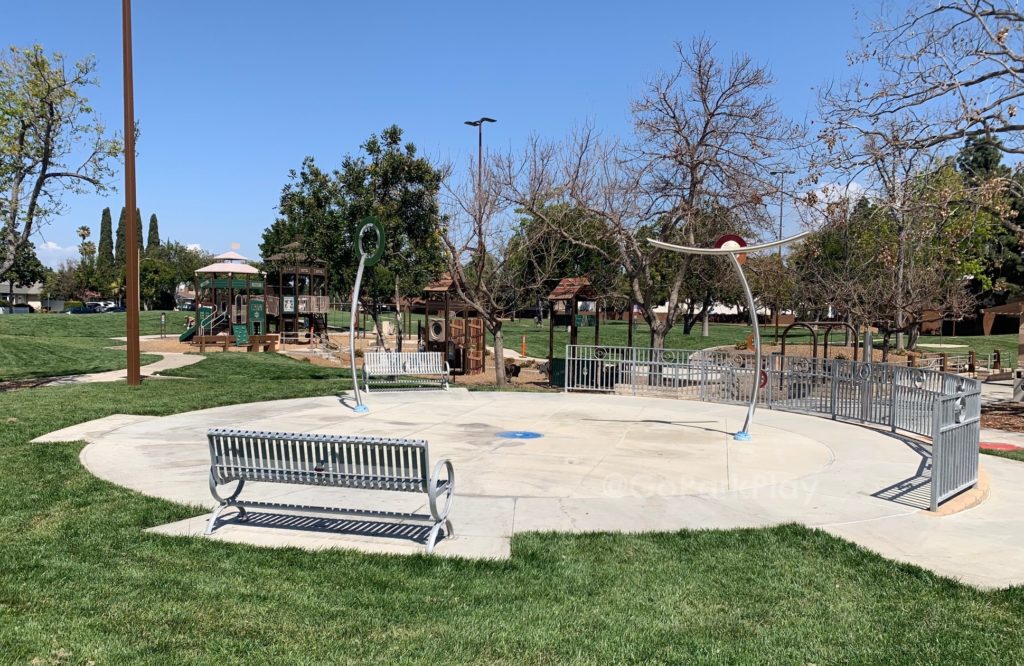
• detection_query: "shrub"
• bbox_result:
[64,300,84,310]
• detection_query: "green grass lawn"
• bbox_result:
[925,332,1018,367]
[1,352,1023,663]
[332,308,1020,365]
[0,311,189,381]
[989,448,1024,463]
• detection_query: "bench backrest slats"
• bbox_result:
[364,352,445,376]
[208,428,429,492]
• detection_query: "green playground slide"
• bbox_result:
[180,306,216,342]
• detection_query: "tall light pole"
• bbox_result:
[769,169,794,345]
[464,117,496,196]
[122,0,141,385]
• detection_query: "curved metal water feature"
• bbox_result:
[349,217,386,413]
[648,232,810,440]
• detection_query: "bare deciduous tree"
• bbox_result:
[832,0,1024,154]
[440,159,571,386]
[499,37,800,348]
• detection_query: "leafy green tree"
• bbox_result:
[506,203,622,314]
[96,207,114,293]
[148,240,213,284]
[261,158,336,260]
[139,257,176,310]
[136,241,212,310]
[1,45,120,279]
[0,226,45,300]
[796,164,987,350]
[956,137,1024,301]
[42,259,81,300]
[146,213,160,252]
[263,126,446,346]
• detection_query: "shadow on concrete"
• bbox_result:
[582,418,731,436]
[217,510,447,547]
[337,395,363,412]
[871,435,932,510]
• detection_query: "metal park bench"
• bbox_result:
[205,428,455,553]
[362,351,450,392]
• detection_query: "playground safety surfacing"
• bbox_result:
[35,389,1024,588]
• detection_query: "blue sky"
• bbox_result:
[3,1,878,267]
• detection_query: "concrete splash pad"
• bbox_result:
[37,389,1024,587]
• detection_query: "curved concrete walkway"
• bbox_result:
[34,390,1024,588]
[53,351,204,384]
[47,333,206,385]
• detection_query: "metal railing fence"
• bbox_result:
[564,345,981,510]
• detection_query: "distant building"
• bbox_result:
[0,281,63,311]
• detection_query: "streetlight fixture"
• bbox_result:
[464,117,496,194]
[769,169,795,345]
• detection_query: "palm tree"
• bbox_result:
[76,226,91,261]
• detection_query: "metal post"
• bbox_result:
[889,366,898,432]
[930,399,943,512]
[476,122,483,195]
[830,358,839,420]
[769,169,792,345]
[349,255,368,413]
[775,178,783,344]
[730,253,761,441]
[645,231,810,440]
[122,0,141,386]
[627,303,635,347]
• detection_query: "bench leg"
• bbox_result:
[426,459,455,554]
[206,468,246,535]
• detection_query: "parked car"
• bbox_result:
[105,305,126,313]
[65,307,96,315]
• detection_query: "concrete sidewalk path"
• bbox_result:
[51,351,204,385]
[36,390,1024,588]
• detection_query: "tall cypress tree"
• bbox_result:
[146,213,160,253]
[96,207,114,290]
[135,208,144,256]
[114,206,127,273]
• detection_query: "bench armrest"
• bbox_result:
[427,458,455,521]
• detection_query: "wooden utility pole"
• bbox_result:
[122,0,141,385]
